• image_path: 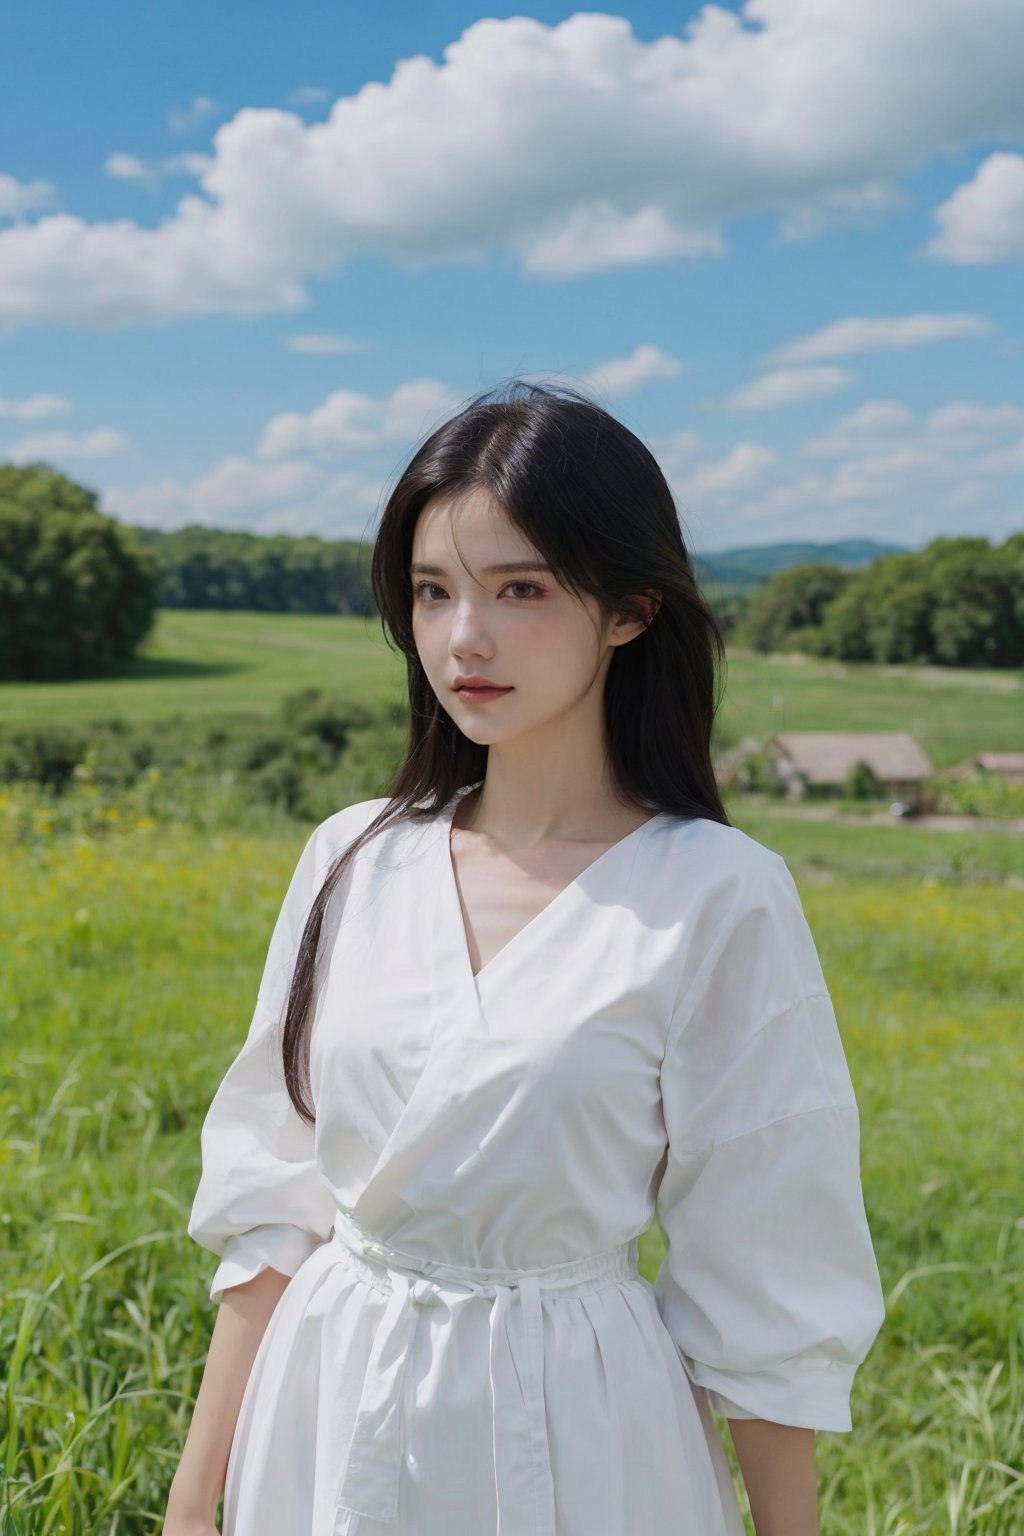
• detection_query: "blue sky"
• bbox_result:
[1,0,1022,553]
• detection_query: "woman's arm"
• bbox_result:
[164,1267,292,1532]
[728,1418,819,1536]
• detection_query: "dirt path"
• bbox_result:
[753,805,1024,833]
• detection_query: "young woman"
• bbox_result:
[165,380,885,1536]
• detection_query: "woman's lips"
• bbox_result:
[454,686,513,702]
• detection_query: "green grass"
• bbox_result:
[735,801,1024,884]
[716,652,1024,768]
[0,610,405,728]
[1,610,1021,770]
[2,808,1022,1533]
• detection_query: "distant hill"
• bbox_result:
[694,538,908,591]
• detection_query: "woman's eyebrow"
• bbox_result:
[409,560,553,576]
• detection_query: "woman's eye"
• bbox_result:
[413,580,543,601]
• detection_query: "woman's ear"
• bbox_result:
[641,591,662,627]
[609,590,661,646]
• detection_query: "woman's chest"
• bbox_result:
[308,843,682,1128]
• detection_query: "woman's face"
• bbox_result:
[410,486,644,747]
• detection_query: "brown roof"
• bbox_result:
[977,751,1024,773]
[768,731,933,785]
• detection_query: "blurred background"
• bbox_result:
[1,2,1021,1531]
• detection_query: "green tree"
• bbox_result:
[844,760,882,801]
[736,561,850,654]
[1003,531,1024,663]
[862,552,935,663]
[818,578,874,661]
[926,536,1012,666]
[819,533,1024,666]
[0,462,158,681]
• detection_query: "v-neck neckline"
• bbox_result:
[437,781,665,991]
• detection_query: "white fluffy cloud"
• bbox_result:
[105,458,381,538]
[101,152,215,190]
[676,443,780,501]
[645,428,780,528]
[288,87,331,107]
[802,401,917,455]
[804,400,1024,457]
[772,312,993,364]
[578,344,684,397]
[695,397,1024,545]
[925,402,1024,442]
[725,367,851,414]
[0,393,71,420]
[104,153,150,184]
[283,332,370,355]
[0,172,56,221]
[162,152,216,177]
[4,427,128,462]
[166,96,220,136]
[258,379,464,459]
[3,1,1024,330]
[924,152,1024,264]
[107,455,320,522]
[778,182,905,242]
[523,204,723,277]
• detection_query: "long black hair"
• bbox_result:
[279,378,731,1122]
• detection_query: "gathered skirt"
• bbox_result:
[220,1209,746,1536]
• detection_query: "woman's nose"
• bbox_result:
[449,603,494,650]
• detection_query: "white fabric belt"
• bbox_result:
[329,1208,639,1536]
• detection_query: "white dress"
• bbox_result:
[187,782,885,1536]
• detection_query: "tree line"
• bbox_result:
[133,524,374,614]
[733,533,1024,667]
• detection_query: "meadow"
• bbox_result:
[2,608,1022,767]
[1,610,1022,1533]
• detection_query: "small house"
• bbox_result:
[766,731,934,801]
[938,750,1024,786]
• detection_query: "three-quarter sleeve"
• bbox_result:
[653,849,885,1431]
[187,820,342,1303]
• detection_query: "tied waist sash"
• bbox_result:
[329,1208,640,1536]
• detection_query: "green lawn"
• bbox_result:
[0,610,404,727]
[737,801,1024,883]
[717,652,1024,767]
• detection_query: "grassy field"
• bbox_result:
[0,611,404,729]
[1,608,1022,769]
[2,812,1021,1533]
[1,612,1022,1532]
[738,802,1024,884]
